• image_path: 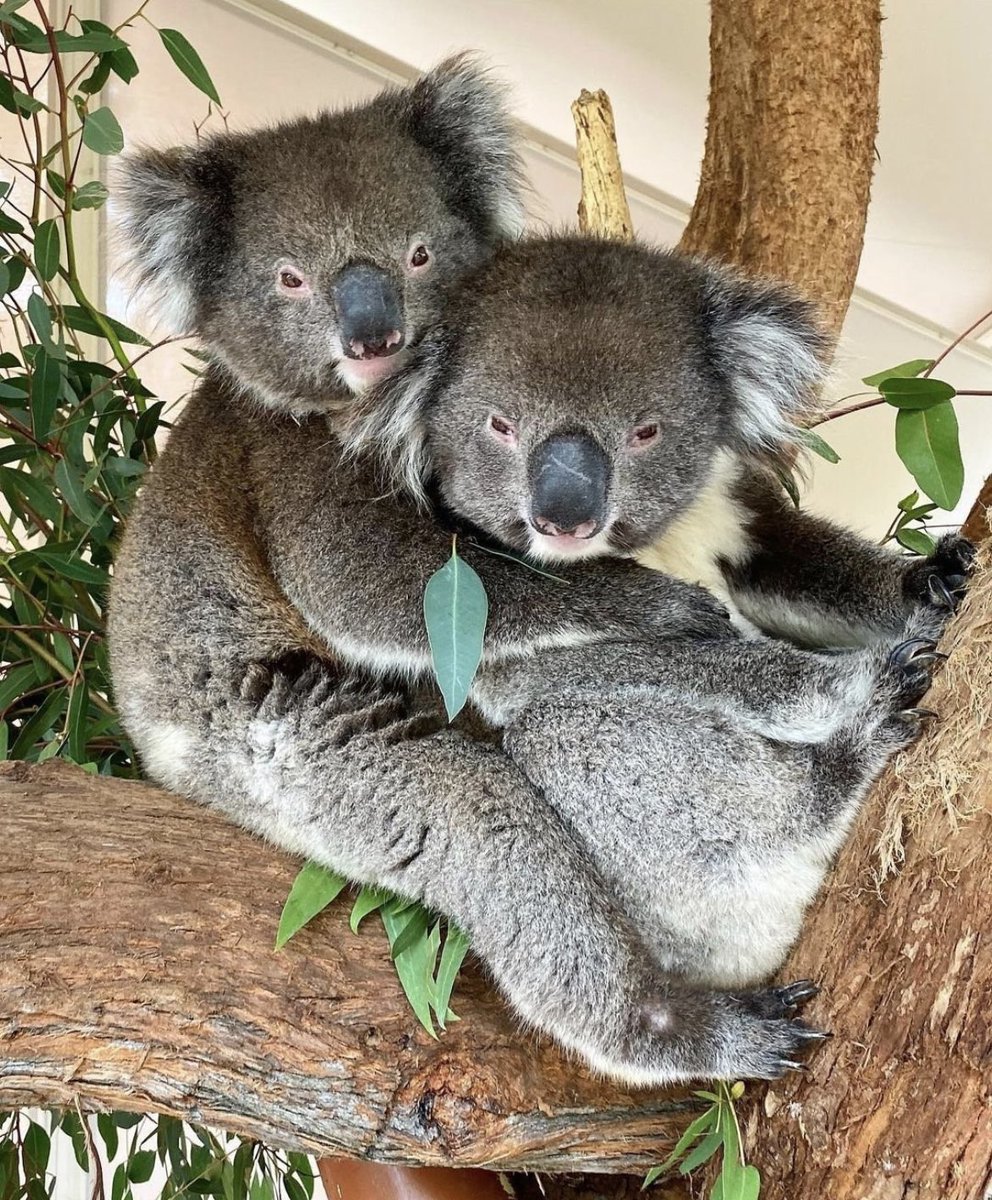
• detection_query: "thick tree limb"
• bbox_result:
[679,0,882,342]
[0,759,697,1174]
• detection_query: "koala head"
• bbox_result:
[352,235,828,562]
[115,55,524,412]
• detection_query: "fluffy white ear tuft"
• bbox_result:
[112,146,228,335]
[406,53,527,241]
[701,267,830,454]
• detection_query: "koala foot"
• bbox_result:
[905,532,976,617]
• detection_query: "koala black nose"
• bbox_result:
[331,263,405,360]
[528,433,609,539]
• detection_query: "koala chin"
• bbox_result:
[110,64,973,1091]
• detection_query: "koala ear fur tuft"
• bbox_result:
[700,264,830,455]
[405,53,526,242]
[113,145,231,335]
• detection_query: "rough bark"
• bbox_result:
[742,511,992,1200]
[679,0,882,341]
[571,89,634,242]
[0,758,699,1174]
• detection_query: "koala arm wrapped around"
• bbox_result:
[266,440,733,677]
[722,467,975,645]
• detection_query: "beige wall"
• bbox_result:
[97,0,992,538]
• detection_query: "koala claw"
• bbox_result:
[927,575,958,612]
[774,979,820,1009]
[899,706,938,721]
[889,637,938,668]
[778,1059,808,1074]
[792,1026,833,1042]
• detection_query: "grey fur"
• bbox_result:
[110,74,972,1085]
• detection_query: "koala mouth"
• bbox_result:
[335,347,409,392]
[526,520,616,562]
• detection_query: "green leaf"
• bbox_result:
[433,924,470,1028]
[862,358,933,388]
[13,89,45,114]
[895,403,964,510]
[896,527,937,556]
[773,464,801,509]
[678,1129,723,1175]
[389,905,430,961]
[797,427,840,463]
[381,901,439,1037]
[349,885,390,933]
[423,546,488,721]
[22,1121,51,1177]
[159,29,221,104]
[109,45,139,83]
[66,677,89,762]
[33,218,60,281]
[642,1108,719,1188]
[127,1150,156,1184]
[22,548,110,587]
[275,862,348,949]
[71,180,111,210]
[879,376,956,410]
[61,304,150,344]
[10,689,67,759]
[55,455,101,524]
[78,54,114,95]
[0,663,39,714]
[27,291,54,346]
[30,349,61,441]
[18,30,127,54]
[82,106,124,155]
[0,464,61,524]
[0,74,17,115]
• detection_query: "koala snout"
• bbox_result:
[528,433,609,539]
[332,263,405,360]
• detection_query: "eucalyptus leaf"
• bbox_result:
[894,403,964,510]
[61,304,149,344]
[159,29,222,104]
[349,885,390,933]
[30,349,60,441]
[879,376,956,410]
[896,527,937,556]
[423,546,488,720]
[72,180,111,210]
[275,862,347,949]
[381,901,439,1037]
[862,358,933,388]
[677,1129,723,1175]
[642,1108,718,1188]
[797,427,840,463]
[389,905,430,961]
[82,106,125,156]
[33,219,60,281]
[433,923,470,1027]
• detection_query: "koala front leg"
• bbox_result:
[178,657,823,1086]
[473,635,869,740]
[724,468,974,646]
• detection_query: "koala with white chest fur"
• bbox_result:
[110,61,789,1091]
[348,237,973,1074]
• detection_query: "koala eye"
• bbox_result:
[407,243,431,271]
[277,267,310,296]
[488,413,518,446]
[628,422,660,451]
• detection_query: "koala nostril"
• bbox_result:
[347,330,405,360]
[532,516,600,539]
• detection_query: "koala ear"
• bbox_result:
[699,264,830,454]
[405,53,526,242]
[113,144,232,335]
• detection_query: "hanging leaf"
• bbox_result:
[797,427,840,463]
[862,358,933,388]
[349,885,390,933]
[275,862,348,949]
[33,218,60,282]
[894,403,964,510]
[61,304,149,344]
[159,29,221,105]
[109,45,139,83]
[82,107,125,156]
[433,923,470,1028]
[896,527,937,556]
[879,376,956,410]
[71,181,111,211]
[423,545,488,721]
[30,349,60,441]
[381,900,439,1037]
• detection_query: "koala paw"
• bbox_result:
[726,982,830,1080]
[905,532,976,616]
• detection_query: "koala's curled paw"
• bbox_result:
[905,532,976,617]
[641,577,735,642]
[728,981,830,1079]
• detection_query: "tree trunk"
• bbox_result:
[0,758,696,1175]
[679,0,882,342]
[742,515,992,1199]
